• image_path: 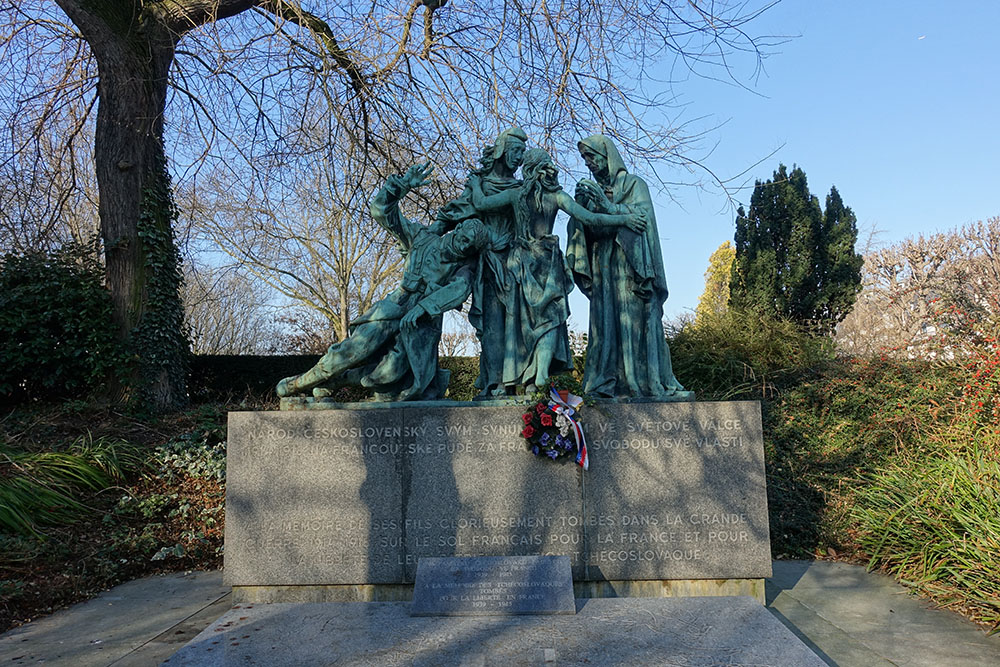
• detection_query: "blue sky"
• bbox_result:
[562,1,1000,325]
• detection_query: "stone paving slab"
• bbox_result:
[109,593,233,667]
[164,596,825,666]
[0,570,228,667]
[3,561,998,666]
[766,561,1000,666]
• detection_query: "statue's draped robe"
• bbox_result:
[502,192,574,387]
[434,174,521,395]
[566,136,684,398]
[335,175,475,400]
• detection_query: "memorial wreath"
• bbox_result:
[520,387,588,469]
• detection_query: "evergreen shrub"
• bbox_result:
[0,245,122,402]
[669,308,833,401]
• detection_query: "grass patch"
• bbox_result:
[0,436,145,535]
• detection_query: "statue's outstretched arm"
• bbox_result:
[370,163,435,245]
[556,191,646,234]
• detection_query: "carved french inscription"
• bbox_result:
[582,402,770,580]
[410,556,575,616]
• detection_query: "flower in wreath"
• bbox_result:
[522,412,534,425]
[540,432,552,447]
[521,424,535,439]
[540,413,553,427]
[535,402,547,414]
[555,414,570,436]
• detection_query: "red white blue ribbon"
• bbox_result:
[548,387,588,470]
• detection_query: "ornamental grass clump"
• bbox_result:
[852,453,1000,631]
[0,436,145,536]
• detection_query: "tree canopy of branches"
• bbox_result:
[837,217,1000,358]
[188,134,403,344]
[730,164,863,334]
[4,0,779,408]
[0,8,99,252]
[182,263,282,354]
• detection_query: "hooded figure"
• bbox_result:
[469,147,647,392]
[566,134,685,398]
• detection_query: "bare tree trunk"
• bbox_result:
[55,1,189,408]
[94,44,169,331]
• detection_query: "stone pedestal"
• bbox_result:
[224,401,771,602]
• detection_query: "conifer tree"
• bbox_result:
[730,165,862,333]
[819,186,864,325]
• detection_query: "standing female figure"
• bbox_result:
[470,148,646,392]
[434,128,527,398]
[567,134,685,398]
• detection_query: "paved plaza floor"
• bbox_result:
[0,561,997,666]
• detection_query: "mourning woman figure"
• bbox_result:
[470,148,647,392]
[433,127,527,398]
[566,134,685,398]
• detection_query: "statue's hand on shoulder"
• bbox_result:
[403,162,434,191]
[466,172,484,194]
[575,179,612,213]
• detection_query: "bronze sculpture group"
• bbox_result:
[277,131,686,402]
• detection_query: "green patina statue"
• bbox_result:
[277,131,689,404]
[567,134,686,399]
[276,163,490,401]
[432,128,528,399]
[468,147,647,393]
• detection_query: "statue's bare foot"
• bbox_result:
[531,375,550,393]
[525,383,539,395]
[313,387,333,398]
[276,377,296,397]
[396,386,420,402]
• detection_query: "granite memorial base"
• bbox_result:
[165,596,825,666]
[224,401,771,603]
